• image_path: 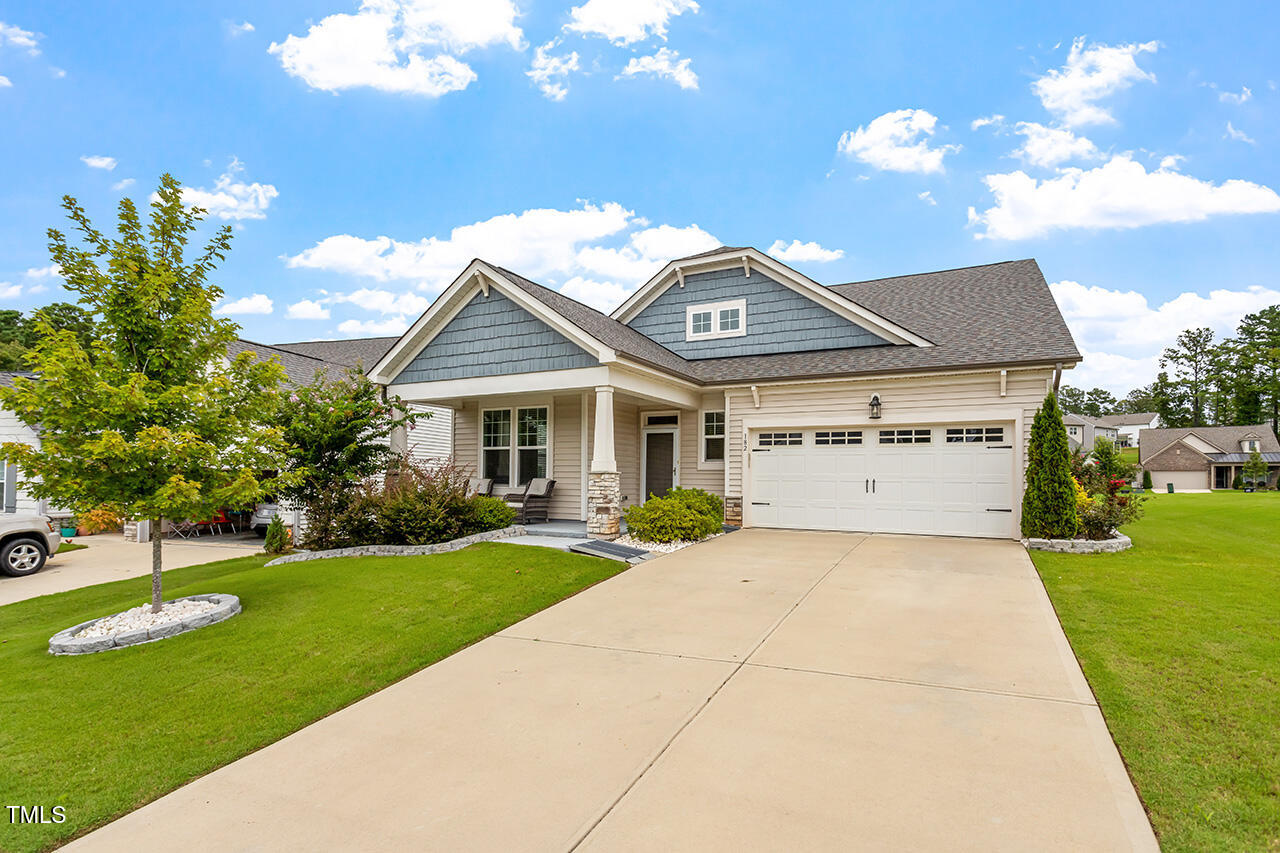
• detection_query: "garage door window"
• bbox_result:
[879,428,931,444]
[945,426,1005,443]
[815,430,862,446]
[758,432,802,447]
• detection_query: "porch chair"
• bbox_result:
[504,478,556,524]
[467,477,494,498]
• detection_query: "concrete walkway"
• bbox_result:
[68,530,1156,851]
[0,535,261,606]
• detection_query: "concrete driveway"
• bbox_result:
[69,530,1156,851]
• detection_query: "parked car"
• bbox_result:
[0,514,62,577]
[250,503,280,536]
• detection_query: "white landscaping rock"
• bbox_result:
[49,593,241,655]
[614,532,722,554]
[73,599,218,639]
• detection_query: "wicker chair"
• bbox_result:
[504,478,556,524]
[468,477,494,498]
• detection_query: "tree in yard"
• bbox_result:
[1152,369,1190,428]
[1082,387,1118,418]
[1243,450,1270,488]
[1161,327,1216,427]
[1236,306,1280,438]
[1057,385,1086,415]
[1089,436,1129,483]
[0,176,296,612]
[0,302,99,369]
[1021,393,1079,539]
[1116,383,1158,415]
[277,368,420,551]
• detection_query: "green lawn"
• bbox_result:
[1120,446,1140,465]
[1031,492,1280,852]
[56,541,87,554]
[0,543,623,852]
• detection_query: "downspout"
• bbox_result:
[1052,362,1063,394]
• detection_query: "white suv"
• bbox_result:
[0,514,62,577]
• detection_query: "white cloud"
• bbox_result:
[81,155,117,170]
[618,47,697,90]
[0,282,20,299]
[1219,86,1251,105]
[285,202,720,317]
[527,40,579,101]
[969,155,1280,240]
[1051,278,1280,392]
[286,299,330,320]
[178,158,279,220]
[112,178,135,191]
[24,264,61,279]
[0,22,40,55]
[1012,122,1099,168]
[766,239,845,262]
[837,109,959,174]
[0,76,10,88]
[565,0,699,45]
[970,114,1004,130]
[1032,37,1158,126]
[229,20,255,36]
[269,0,522,97]
[28,283,47,295]
[1158,154,1185,170]
[216,293,274,315]
[1225,121,1255,145]
[337,316,411,336]
[917,190,937,206]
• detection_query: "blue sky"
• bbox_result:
[1,0,1278,393]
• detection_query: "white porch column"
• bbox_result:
[587,385,621,539]
[590,386,617,473]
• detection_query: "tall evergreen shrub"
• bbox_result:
[1021,393,1080,538]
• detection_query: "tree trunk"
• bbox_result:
[150,518,163,613]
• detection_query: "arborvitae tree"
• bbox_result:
[1141,469,1153,490]
[1243,450,1270,488]
[1021,392,1079,539]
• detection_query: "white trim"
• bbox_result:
[389,367,611,403]
[738,407,1026,430]
[712,362,1068,392]
[580,391,589,520]
[478,403,553,491]
[369,260,615,384]
[640,411,681,499]
[611,247,933,348]
[698,407,726,470]
[723,390,731,497]
[685,298,747,342]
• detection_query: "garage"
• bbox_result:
[747,424,1015,538]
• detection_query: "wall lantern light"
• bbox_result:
[869,393,882,419]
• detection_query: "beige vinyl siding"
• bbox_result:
[678,394,727,496]
[404,403,452,464]
[614,398,641,509]
[454,401,478,476]
[723,368,1053,536]
[549,394,582,520]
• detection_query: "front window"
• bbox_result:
[482,410,512,486]
[686,299,747,341]
[703,411,725,462]
[516,407,548,484]
[691,311,712,335]
[718,307,740,332]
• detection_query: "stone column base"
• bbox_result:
[587,471,622,539]
[724,496,743,527]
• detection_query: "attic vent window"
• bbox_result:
[686,299,747,342]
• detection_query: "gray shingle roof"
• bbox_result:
[1206,452,1280,464]
[227,339,344,387]
[670,245,752,263]
[1139,424,1280,461]
[272,337,398,370]
[0,370,36,389]
[1063,412,1114,428]
[487,257,1079,386]
[1097,412,1158,427]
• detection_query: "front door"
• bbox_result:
[643,431,676,498]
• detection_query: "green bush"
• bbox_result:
[1232,471,1244,490]
[466,494,516,533]
[1142,469,1153,490]
[624,487,722,543]
[1078,491,1146,540]
[263,515,290,554]
[1022,393,1079,539]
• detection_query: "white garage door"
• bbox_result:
[748,424,1015,539]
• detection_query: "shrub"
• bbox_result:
[79,505,122,534]
[1232,471,1243,490]
[1078,491,1146,540]
[623,487,723,544]
[263,515,290,554]
[1142,469,1153,490]
[467,495,516,533]
[1022,393,1079,539]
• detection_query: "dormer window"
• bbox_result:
[686,299,747,341]
[1243,439,1260,452]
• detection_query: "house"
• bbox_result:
[1062,412,1120,453]
[1140,424,1280,491]
[1096,412,1159,447]
[0,370,66,517]
[366,248,1081,540]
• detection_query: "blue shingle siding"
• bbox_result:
[390,290,597,384]
[626,267,888,359]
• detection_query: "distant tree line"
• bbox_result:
[0,302,99,370]
[1059,305,1280,437]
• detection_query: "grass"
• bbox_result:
[0,543,623,852]
[56,542,87,554]
[1120,446,1140,464]
[1031,492,1280,851]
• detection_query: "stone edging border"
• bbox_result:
[1022,533,1132,553]
[49,593,242,655]
[262,525,527,567]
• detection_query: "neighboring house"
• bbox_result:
[366,247,1081,540]
[0,371,67,517]
[1096,412,1160,447]
[1062,412,1120,453]
[1140,424,1280,491]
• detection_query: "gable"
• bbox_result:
[625,266,888,360]
[390,289,597,385]
[1144,439,1210,472]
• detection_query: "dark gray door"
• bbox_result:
[644,432,675,498]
